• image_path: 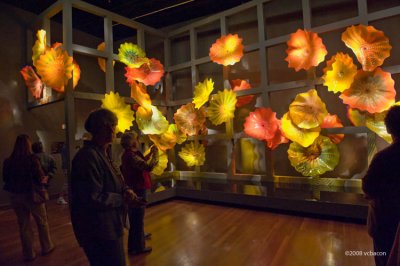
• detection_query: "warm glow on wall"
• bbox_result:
[209,34,244,66]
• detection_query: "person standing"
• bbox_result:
[120,132,158,255]
[362,105,400,266]
[70,109,137,266]
[3,134,55,261]
[58,144,69,205]
[32,141,57,190]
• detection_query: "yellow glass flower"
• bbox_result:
[130,81,152,115]
[288,136,340,177]
[366,111,392,143]
[193,78,214,109]
[281,112,320,147]
[118,42,147,68]
[207,89,237,126]
[342,24,391,71]
[144,148,168,176]
[174,103,206,136]
[136,105,169,135]
[97,42,115,72]
[32,30,47,67]
[72,60,80,89]
[35,47,74,92]
[289,89,328,129]
[149,123,187,151]
[209,34,244,66]
[101,91,135,133]
[323,52,357,93]
[178,141,206,167]
[347,108,367,126]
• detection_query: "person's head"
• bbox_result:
[10,134,32,159]
[84,108,118,145]
[120,131,139,150]
[32,141,43,154]
[385,105,400,140]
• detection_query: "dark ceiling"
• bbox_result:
[0,0,252,40]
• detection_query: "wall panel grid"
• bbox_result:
[31,0,400,181]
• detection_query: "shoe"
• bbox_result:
[128,246,152,255]
[24,255,37,261]
[144,232,152,239]
[42,246,55,256]
[57,197,68,205]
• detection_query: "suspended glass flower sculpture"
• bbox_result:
[285,29,327,71]
[289,89,328,129]
[321,114,344,144]
[209,34,244,66]
[266,122,289,150]
[97,42,115,72]
[174,103,206,136]
[149,124,187,151]
[340,68,395,113]
[366,111,392,143]
[178,141,206,167]
[243,107,279,141]
[136,105,169,135]
[72,60,81,89]
[152,150,168,176]
[35,47,74,92]
[130,81,152,117]
[193,78,214,109]
[347,108,367,126]
[322,52,357,94]
[281,112,320,147]
[342,24,391,71]
[20,66,43,99]
[288,136,340,177]
[118,42,147,68]
[230,79,254,107]
[32,30,47,66]
[101,91,135,133]
[207,89,237,126]
[125,58,164,86]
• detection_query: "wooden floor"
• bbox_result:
[0,199,374,266]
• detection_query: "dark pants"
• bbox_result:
[373,235,394,266]
[128,189,146,252]
[82,237,125,266]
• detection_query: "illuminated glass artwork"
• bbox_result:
[32,29,47,67]
[289,89,328,129]
[285,29,327,71]
[230,79,254,107]
[243,107,279,141]
[136,105,169,135]
[209,34,244,66]
[101,91,134,133]
[144,148,168,176]
[347,107,367,126]
[149,124,187,151]
[72,61,81,88]
[342,24,391,71]
[281,112,320,148]
[266,121,289,150]
[239,139,259,174]
[321,114,344,144]
[178,141,206,167]
[366,111,392,143]
[125,58,164,86]
[174,103,206,136]
[287,136,340,177]
[118,42,147,68]
[340,68,395,113]
[323,52,357,93]
[20,66,43,99]
[207,89,237,126]
[192,78,214,109]
[130,81,152,117]
[97,42,115,72]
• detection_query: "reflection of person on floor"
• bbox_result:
[70,109,138,266]
[120,132,158,255]
[3,134,55,261]
[362,105,400,266]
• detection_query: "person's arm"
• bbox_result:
[129,151,155,172]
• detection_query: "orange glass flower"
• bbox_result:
[209,34,244,66]
[342,24,391,71]
[20,66,43,99]
[174,103,206,136]
[130,81,152,116]
[243,108,279,141]
[285,29,327,71]
[125,58,164,86]
[289,89,328,129]
[323,52,357,93]
[32,30,47,67]
[281,112,320,148]
[35,47,74,92]
[230,79,254,107]
[266,121,289,150]
[340,68,395,113]
[72,60,80,89]
[321,114,344,144]
[97,42,115,72]
[149,123,187,151]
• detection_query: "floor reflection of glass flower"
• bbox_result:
[97,42,115,72]
[243,107,279,141]
[32,30,47,66]
[174,103,206,136]
[288,136,340,177]
[178,141,206,167]
[20,66,43,99]
[125,58,164,86]
[209,34,244,66]
[35,47,74,92]
[118,42,147,68]
[342,24,391,71]
[136,105,169,135]
[193,78,214,109]
[289,89,328,129]
[285,29,327,71]
[207,89,237,126]
[101,91,134,133]
[340,68,395,113]
[321,114,344,144]
[323,52,357,93]
[130,81,152,115]
[281,112,320,147]
[230,79,254,107]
